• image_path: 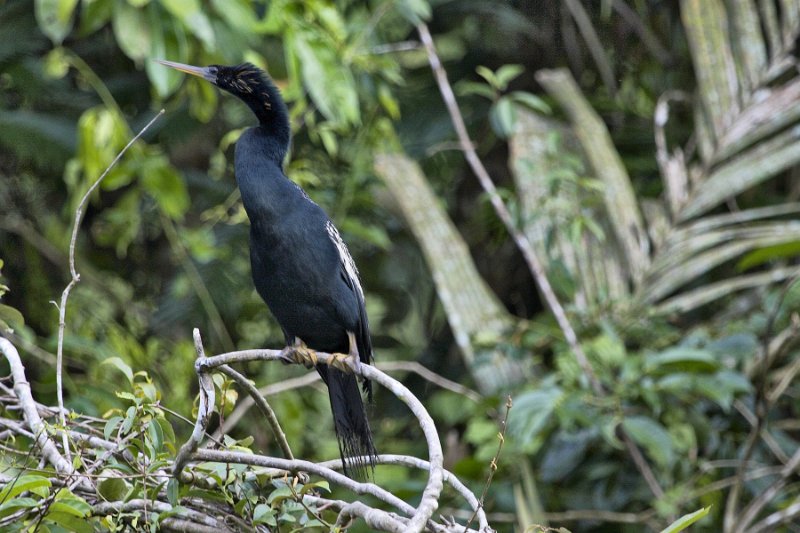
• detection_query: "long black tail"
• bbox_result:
[318,365,377,479]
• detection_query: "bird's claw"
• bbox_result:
[279,338,317,368]
[329,331,362,375]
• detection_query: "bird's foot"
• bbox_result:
[279,338,317,368]
[329,331,362,375]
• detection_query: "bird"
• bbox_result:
[157,59,377,478]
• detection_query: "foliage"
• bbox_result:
[1,0,800,532]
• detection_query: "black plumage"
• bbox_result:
[158,60,377,478]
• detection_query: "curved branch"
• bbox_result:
[180,332,445,533]
[319,454,489,532]
[0,337,84,486]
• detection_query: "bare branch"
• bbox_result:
[55,109,165,464]
[174,329,215,477]
[464,396,512,532]
[92,499,233,531]
[0,337,84,487]
[377,361,482,402]
[319,454,489,532]
[215,372,323,438]
[415,22,603,397]
[216,364,294,459]
[179,331,447,533]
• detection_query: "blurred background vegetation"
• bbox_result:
[2,0,800,531]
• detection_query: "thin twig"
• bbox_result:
[214,372,323,438]
[563,0,617,95]
[415,22,603,397]
[725,275,800,531]
[415,21,667,501]
[378,361,482,402]
[55,109,165,465]
[216,364,294,459]
[619,429,665,499]
[463,395,511,533]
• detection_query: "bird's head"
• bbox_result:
[157,60,288,132]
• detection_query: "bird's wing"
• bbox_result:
[325,220,374,370]
[325,219,364,300]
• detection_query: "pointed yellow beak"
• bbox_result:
[155,59,217,83]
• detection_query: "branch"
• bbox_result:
[92,499,232,532]
[414,22,603,397]
[464,396,511,532]
[415,21,665,502]
[173,329,214,477]
[0,337,85,488]
[177,329,448,533]
[216,360,481,439]
[214,372,322,438]
[55,109,165,464]
[319,454,489,532]
[215,364,294,459]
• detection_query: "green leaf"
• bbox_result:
[0,497,40,515]
[738,241,800,271]
[45,511,94,533]
[395,0,431,24]
[494,64,524,90]
[102,356,134,383]
[646,348,720,374]
[52,489,91,516]
[104,416,123,440]
[112,2,151,61]
[694,371,752,411]
[148,418,164,453]
[509,386,563,450]
[476,65,498,88]
[266,485,294,506]
[490,97,517,137]
[292,31,360,126]
[298,481,330,495]
[97,475,130,502]
[210,0,260,34]
[35,0,78,44]
[0,304,24,332]
[0,475,51,503]
[509,91,552,114]
[140,158,189,220]
[160,0,215,48]
[456,81,496,100]
[253,503,276,525]
[660,506,711,533]
[378,84,400,119]
[166,478,179,506]
[79,0,114,35]
[121,405,137,434]
[622,416,674,468]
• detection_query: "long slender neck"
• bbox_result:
[234,127,300,229]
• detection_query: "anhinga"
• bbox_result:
[157,60,376,478]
